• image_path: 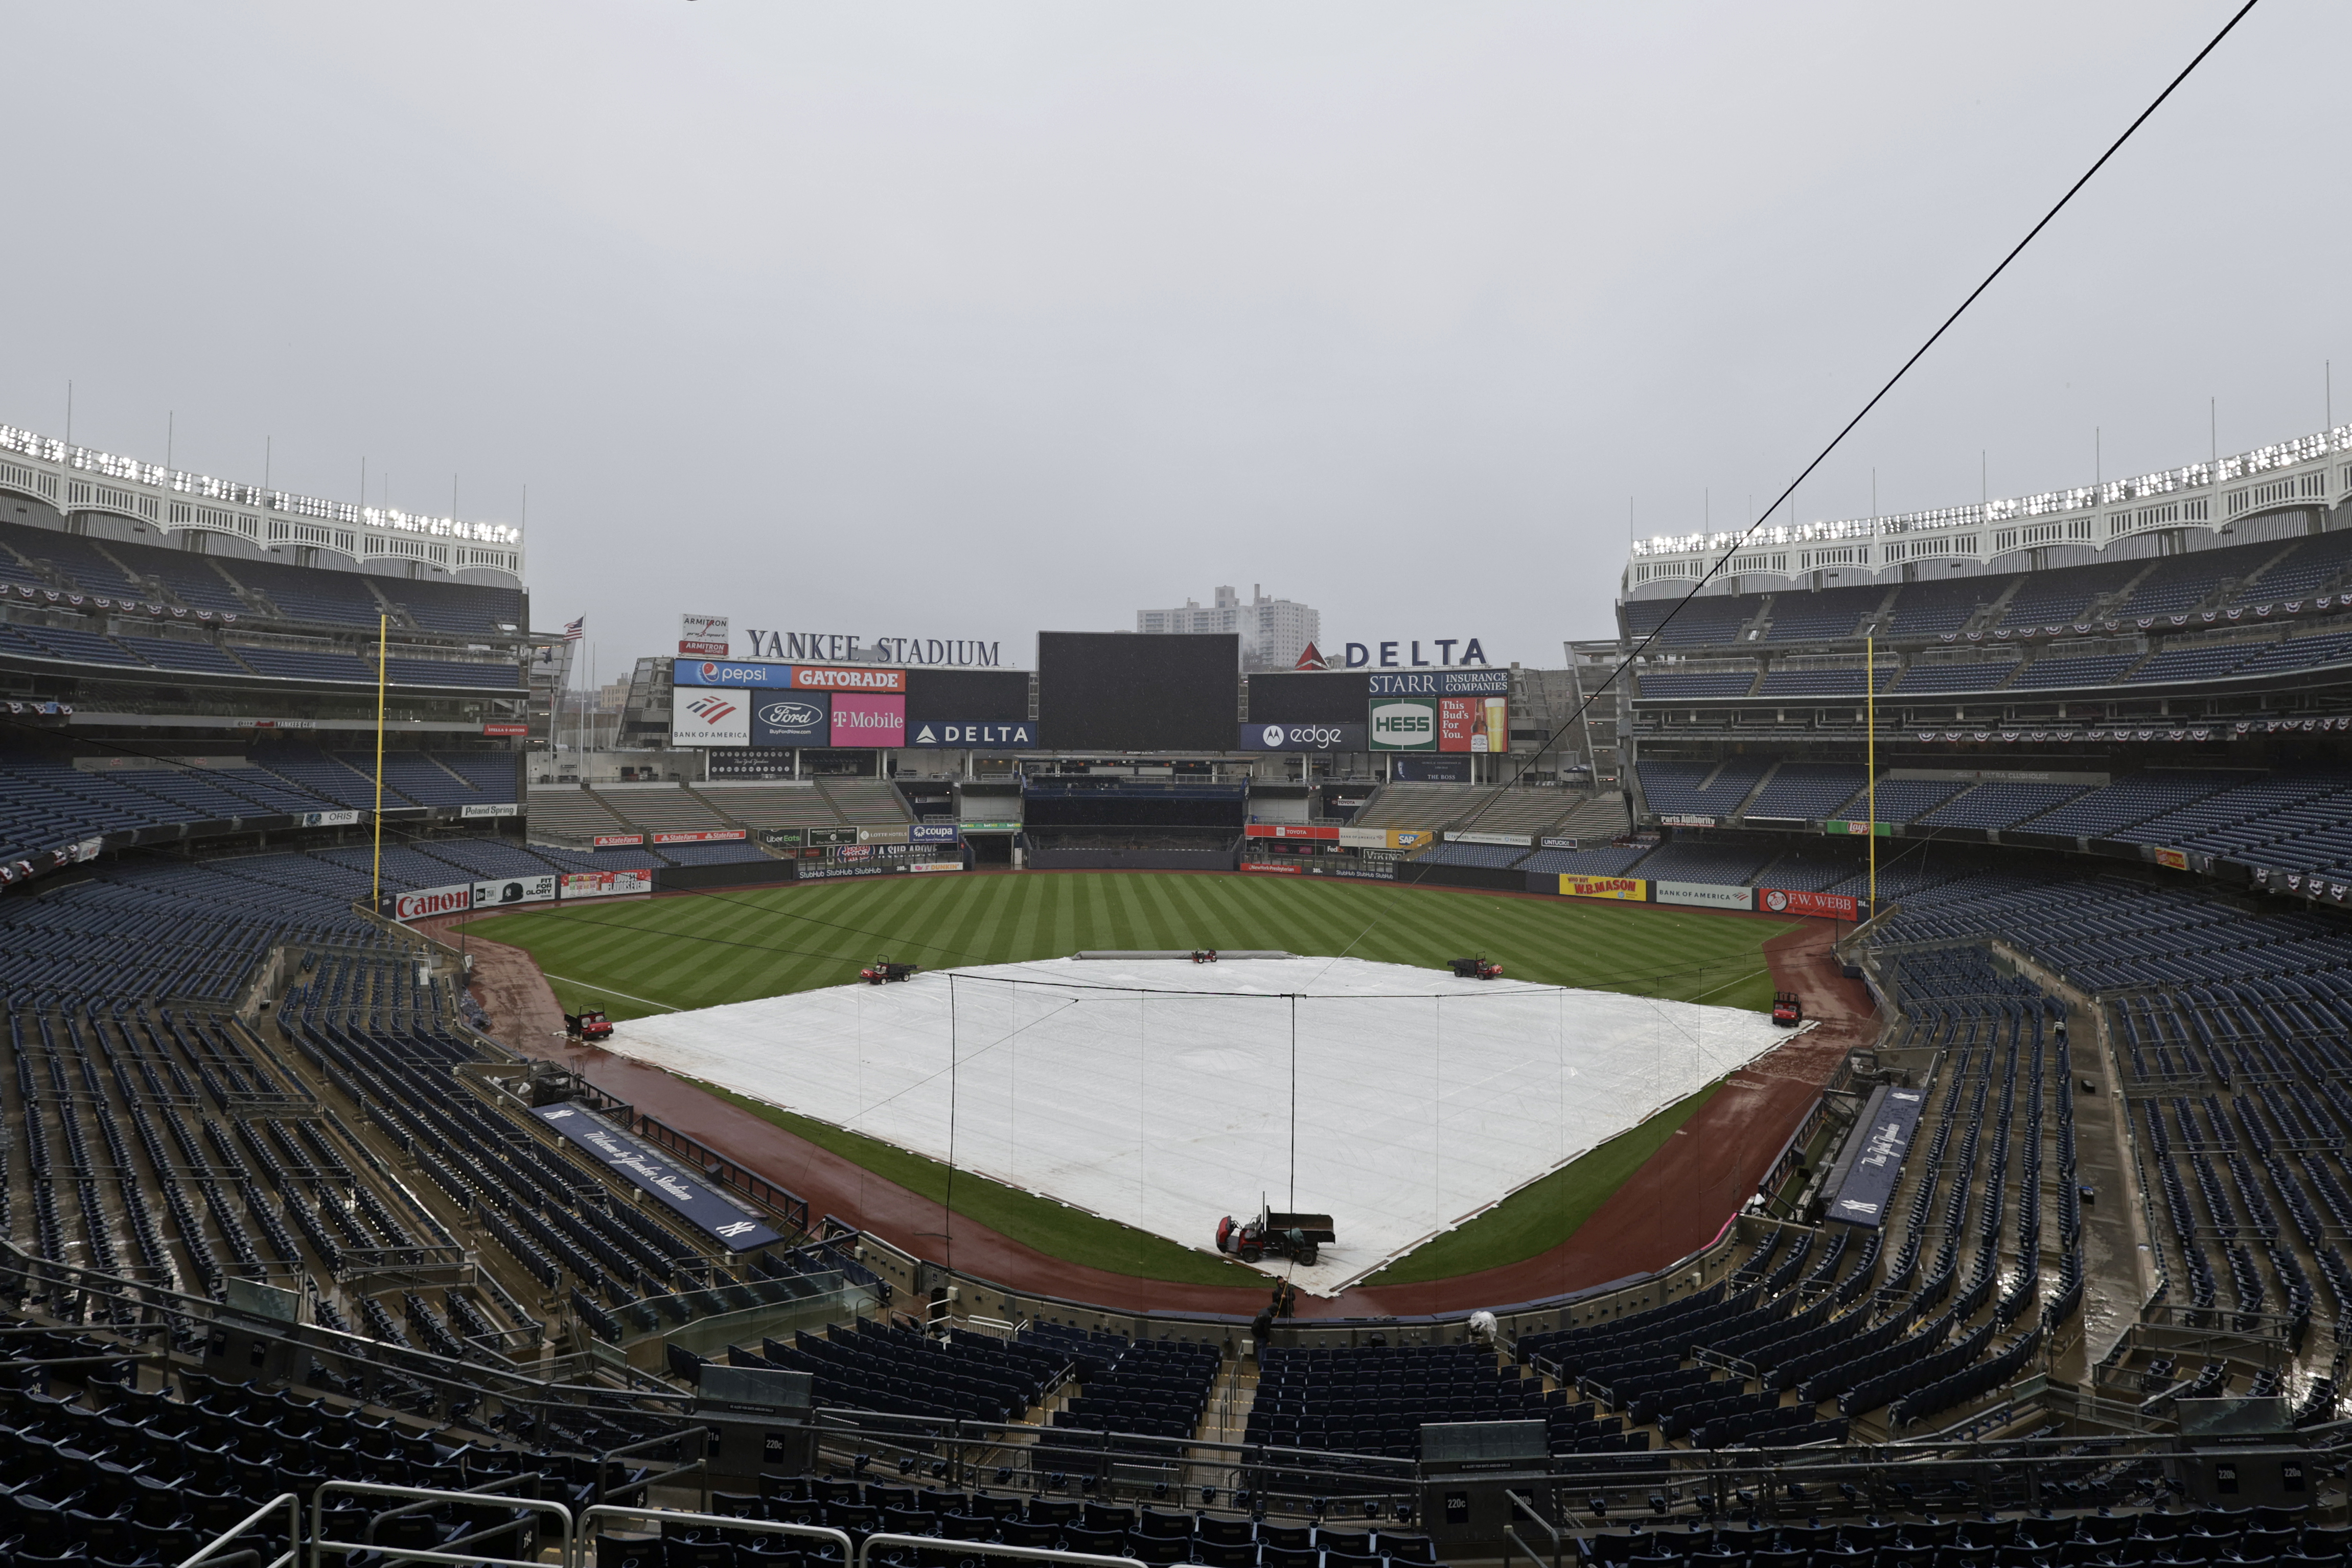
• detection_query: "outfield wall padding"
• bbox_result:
[654,860,800,892]
[1403,861,1529,893]
[1026,847,1239,871]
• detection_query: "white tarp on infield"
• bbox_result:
[605,956,1784,1293]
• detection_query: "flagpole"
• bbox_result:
[373,611,387,906]
[1866,632,1877,914]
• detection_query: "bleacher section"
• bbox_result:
[1881,576,2001,637]
[1759,585,1886,642]
[524,787,637,842]
[1892,655,2018,693]
[213,557,389,627]
[1624,593,1756,648]
[1634,758,1769,819]
[92,532,253,614]
[821,779,915,825]
[1739,763,1866,822]
[693,783,845,827]
[590,785,746,836]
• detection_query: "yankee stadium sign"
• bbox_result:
[741,629,1002,667]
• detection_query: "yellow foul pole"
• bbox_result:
[372,611,387,905]
[1866,632,1877,914]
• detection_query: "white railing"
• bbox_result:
[0,423,524,578]
[1626,420,2352,582]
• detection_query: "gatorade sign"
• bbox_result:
[1368,699,1437,751]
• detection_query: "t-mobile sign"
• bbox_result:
[830,692,905,748]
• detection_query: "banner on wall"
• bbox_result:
[750,697,829,746]
[472,874,557,909]
[1826,819,1893,837]
[1436,696,1509,754]
[679,613,730,657]
[909,823,961,843]
[301,809,362,827]
[394,884,474,920]
[1390,757,1470,782]
[1559,874,1647,901]
[532,1104,781,1249]
[1368,699,1437,751]
[560,869,653,899]
[1236,721,1367,752]
[829,693,905,747]
[1337,825,1420,849]
[906,721,1040,747]
[591,833,644,847]
[2154,847,2190,870]
[1654,881,1752,911]
[653,829,747,844]
[1246,824,1340,841]
[1757,887,1862,919]
[793,665,906,693]
[459,802,520,820]
[672,687,751,747]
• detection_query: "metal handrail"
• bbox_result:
[177,1492,301,1568]
[310,1480,575,1568]
[578,1505,854,1568]
[854,1533,1143,1568]
[1504,1488,1565,1568]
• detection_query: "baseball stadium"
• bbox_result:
[8,6,2352,1563]
[3,382,2352,1567]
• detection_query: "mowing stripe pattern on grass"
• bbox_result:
[462,873,1796,1285]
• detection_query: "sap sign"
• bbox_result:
[905,721,1039,747]
[1344,639,1488,669]
[1368,700,1436,751]
[1237,721,1368,752]
[752,697,828,746]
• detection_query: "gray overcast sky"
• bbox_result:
[4,2,2345,674]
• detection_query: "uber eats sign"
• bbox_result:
[1369,698,1437,751]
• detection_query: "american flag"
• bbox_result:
[563,616,585,642]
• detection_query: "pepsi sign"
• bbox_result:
[673,658,788,687]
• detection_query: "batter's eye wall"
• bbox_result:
[1037,631,1239,751]
[1248,671,1372,724]
[905,668,1032,724]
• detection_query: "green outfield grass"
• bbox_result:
[460,872,1796,1286]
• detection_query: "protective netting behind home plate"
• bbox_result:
[606,955,1787,1291]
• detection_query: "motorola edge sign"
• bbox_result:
[1236,722,1367,751]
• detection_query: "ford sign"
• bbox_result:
[752,697,827,746]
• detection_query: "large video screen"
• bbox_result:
[1247,671,1370,723]
[1036,632,1238,751]
[905,668,1032,724]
